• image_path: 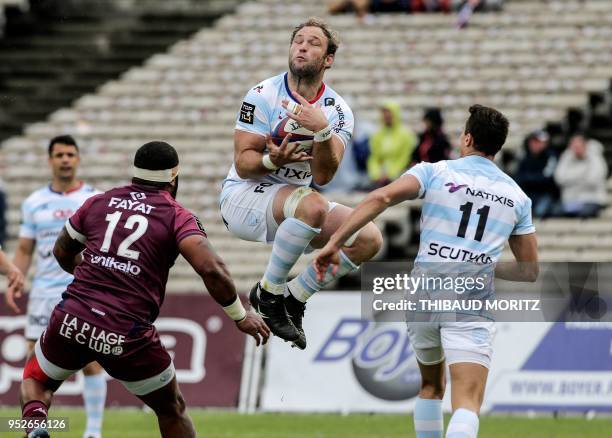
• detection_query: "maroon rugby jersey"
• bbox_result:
[64,183,205,324]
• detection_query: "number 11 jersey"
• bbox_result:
[406,155,535,266]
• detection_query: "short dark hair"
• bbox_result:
[423,107,444,129]
[133,141,179,188]
[291,18,339,57]
[48,135,78,156]
[571,130,588,141]
[134,141,179,170]
[464,104,509,156]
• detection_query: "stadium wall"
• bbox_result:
[0,293,245,407]
[257,292,612,414]
[2,292,610,412]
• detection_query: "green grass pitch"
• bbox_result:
[1,408,610,437]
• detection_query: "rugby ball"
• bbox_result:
[271,117,314,151]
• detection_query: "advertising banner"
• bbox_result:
[260,292,612,413]
[0,293,246,407]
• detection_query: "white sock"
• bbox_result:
[83,373,106,438]
[287,250,358,302]
[261,218,320,295]
[414,397,443,438]
[446,408,479,438]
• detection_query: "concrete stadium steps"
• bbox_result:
[0,0,241,142]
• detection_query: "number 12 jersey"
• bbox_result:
[64,183,206,324]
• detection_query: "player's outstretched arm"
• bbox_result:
[495,233,539,282]
[313,174,422,280]
[178,235,270,345]
[53,227,85,274]
[0,250,25,313]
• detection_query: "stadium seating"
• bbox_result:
[2,0,612,292]
[0,0,241,141]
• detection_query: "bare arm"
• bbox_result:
[53,227,85,274]
[314,175,421,277]
[495,233,539,282]
[179,235,239,306]
[1,249,25,313]
[234,130,312,180]
[6,237,33,313]
[13,237,34,276]
[311,135,345,186]
[179,235,270,345]
[233,130,269,179]
[328,175,421,250]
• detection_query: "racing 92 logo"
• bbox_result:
[314,319,421,401]
[53,209,74,220]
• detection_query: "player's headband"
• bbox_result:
[133,166,179,183]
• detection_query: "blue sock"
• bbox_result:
[446,408,479,438]
[287,250,358,302]
[83,373,106,438]
[261,218,320,295]
[414,397,443,438]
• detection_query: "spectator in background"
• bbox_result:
[367,101,416,188]
[411,107,451,165]
[554,133,608,218]
[411,0,452,12]
[329,0,411,20]
[328,0,371,20]
[514,130,558,218]
[322,104,375,192]
[456,0,482,27]
[371,0,410,13]
[351,115,376,186]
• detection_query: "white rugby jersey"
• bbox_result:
[406,156,535,266]
[19,183,100,299]
[225,72,354,187]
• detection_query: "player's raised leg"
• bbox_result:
[82,362,107,438]
[285,204,382,347]
[137,377,195,438]
[288,203,382,300]
[445,363,488,438]
[251,184,326,343]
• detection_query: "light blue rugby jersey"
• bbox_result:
[405,156,535,315]
[406,156,535,266]
[225,72,354,187]
[19,183,100,299]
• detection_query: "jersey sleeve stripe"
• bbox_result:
[176,230,206,244]
[404,172,426,197]
[332,132,347,148]
[19,225,36,239]
[511,226,536,235]
[65,219,86,243]
[234,126,267,137]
